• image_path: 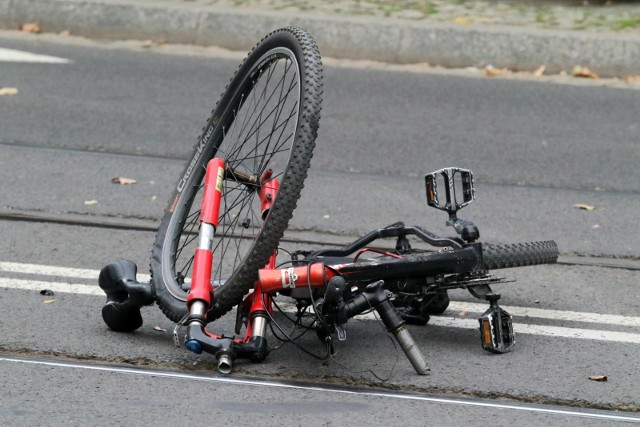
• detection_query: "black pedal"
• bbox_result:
[425,167,479,242]
[425,167,475,214]
[478,294,514,354]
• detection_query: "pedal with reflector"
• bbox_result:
[478,294,514,354]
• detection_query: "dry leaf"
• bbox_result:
[153,326,167,332]
[458,310,470,317]
[19,21,41,33]
[573,203,595,211]
[484,68,504,77]
[453,16,471,25]
[0,87,19,96]
[84,200,98,205]
[43,299,55,304]
[485,66,506,77]
[111,177,137,185]
[625,75,640,84]
[588,375,607,381]
[572,66,598,79]
[533,65,546,77]
[142,39,154,48]
[59,30,71,36]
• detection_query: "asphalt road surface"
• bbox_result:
[0,31,639,424]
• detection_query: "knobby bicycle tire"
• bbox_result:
[349,240,559,278]
[151,27,323,323]
[482,240,559,270]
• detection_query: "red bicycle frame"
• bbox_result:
[184,158,429,375]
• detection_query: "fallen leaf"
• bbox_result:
[458,310,470,317]
[573,203,595,211]
[84,200,98,205]
[533,65,546,77]
[572,65,598,79]
[588,375,607,381]
[625,75,640,84]
[59,30,71,36]
[19,21,41,33]
[485,65,510,77]
[111,176,137,185]
[43,299,55,304]
[40,289,55,296]
[454,16,472,25]
[153,326,167,332]
[0,87,19,96]
[142,39,154,48]
[485,67,504,77]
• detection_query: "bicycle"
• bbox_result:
[98,27,558,375]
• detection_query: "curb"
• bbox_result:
[2,0,640,77]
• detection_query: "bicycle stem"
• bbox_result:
[345,280,430,375]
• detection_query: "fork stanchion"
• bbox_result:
[186,158,225,319]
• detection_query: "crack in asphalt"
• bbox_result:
[1,208,640,267]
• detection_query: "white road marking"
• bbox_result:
[0,261,150,282]
[450,301,640,328]
[1,261,639,344]
[0,277,103,296]
[428,317,640,344]
[0,47,70,63]
[2,356,639,423]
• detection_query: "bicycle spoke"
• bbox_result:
[257,67,298,172]
[225,64,297,167]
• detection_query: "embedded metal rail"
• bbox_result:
[0,209,638,271]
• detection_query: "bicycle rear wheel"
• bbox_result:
[151,27,323,323]
[482,241,558,270]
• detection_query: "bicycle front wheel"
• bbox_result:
[151,27,323,323]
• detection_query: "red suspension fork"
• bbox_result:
[184,159,281,371]
[243,252,276,341]
[187,158,225,319]
[241,173,279,341]
[257,168,279,220]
